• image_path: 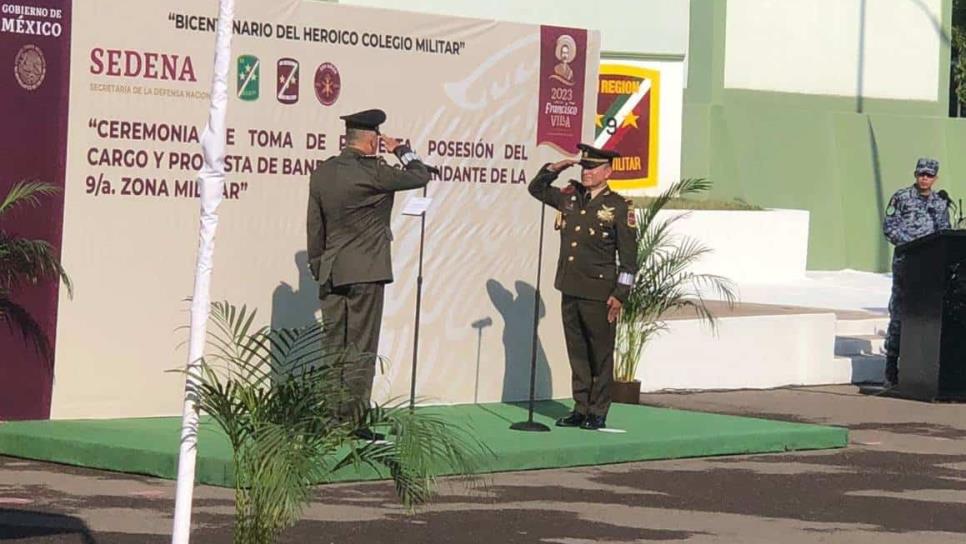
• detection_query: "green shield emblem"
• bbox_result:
[236,55,260,101]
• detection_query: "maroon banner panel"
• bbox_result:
[0,1,72,420]
[536,25,587,154]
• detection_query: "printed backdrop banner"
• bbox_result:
[32,0,600,418]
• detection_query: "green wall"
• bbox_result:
[684,0,966,272]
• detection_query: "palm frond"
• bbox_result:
[0,235,73,295]
[615,179,737,382]
[332,402,491,510]
[0,182,72,301]
[174,301,490,543]
[0,295,52,364]
[0,181,61,217]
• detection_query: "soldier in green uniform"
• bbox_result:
[528,144,639,430]
[306,109,433,440]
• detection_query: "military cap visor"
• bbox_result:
[340,109,386,133]
[579,157,611,169]
[914,158,939,177]
[577,143,619,169]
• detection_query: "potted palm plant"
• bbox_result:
[181,301,491,544]
[0,181,72,361]
[613,179,737,404]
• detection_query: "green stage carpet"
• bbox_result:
[0,401,847,487]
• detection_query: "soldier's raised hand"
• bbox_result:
[380,135,402,154]
[549,158,579,172]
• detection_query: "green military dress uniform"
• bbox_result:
[306,109,432,420]
[528,144,639,429]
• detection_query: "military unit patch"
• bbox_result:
[885,196,897,216]
[597,205,615,223]
[237,55,260,101]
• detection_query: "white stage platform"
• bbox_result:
[728,270,892,314]
[634,207,892,392]
[636,300,889,392]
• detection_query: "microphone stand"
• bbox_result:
[510,200,551,432]
[408,183,427,412]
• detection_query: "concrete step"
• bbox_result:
[835,335,885,357]
[640,311,840,391]
[835,317,889,337]
[835,354,886,384]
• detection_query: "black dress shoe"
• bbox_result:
[352,428,386,441]
[580,414,606,430]
[555,412,586,427]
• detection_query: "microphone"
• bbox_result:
[936,190,961,229]
[471,317,493,329]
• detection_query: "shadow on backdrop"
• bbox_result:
[271,251,320,332]
[270,251,323,378]
[485,279,556,417]
[470,315,493,404]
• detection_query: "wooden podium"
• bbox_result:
[894,230,966,401]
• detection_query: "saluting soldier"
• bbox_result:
[528,143,639,430]
[882,157,950,387]
[307,109,432,440]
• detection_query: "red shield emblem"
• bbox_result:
[596,64,660,189]
[314,63,341,107]
[276,58,299,105]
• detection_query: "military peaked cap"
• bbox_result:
[340,109,386,133]
[577,143,620,169]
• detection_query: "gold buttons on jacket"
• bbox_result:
[575,226,581,232]
[571,241,577,247]
[580,210,586,215]
[568,256,574,262]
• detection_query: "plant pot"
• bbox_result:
[612,380,641,405]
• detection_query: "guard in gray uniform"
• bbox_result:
[306,109,432,439]
[882,157,950,386]
[528,144,638,430]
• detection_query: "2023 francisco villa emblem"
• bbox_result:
[14,44,46,91]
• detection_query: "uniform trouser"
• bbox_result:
[884,256,904,380]
[320,282,385,421]
[561,294,616,418]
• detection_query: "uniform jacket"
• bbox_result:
[307,147,431,291]
[883,185,950,248]
[528,164,639,303]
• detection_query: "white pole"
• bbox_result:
[171,1,235,543]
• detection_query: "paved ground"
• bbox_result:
[1,385,964,543]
